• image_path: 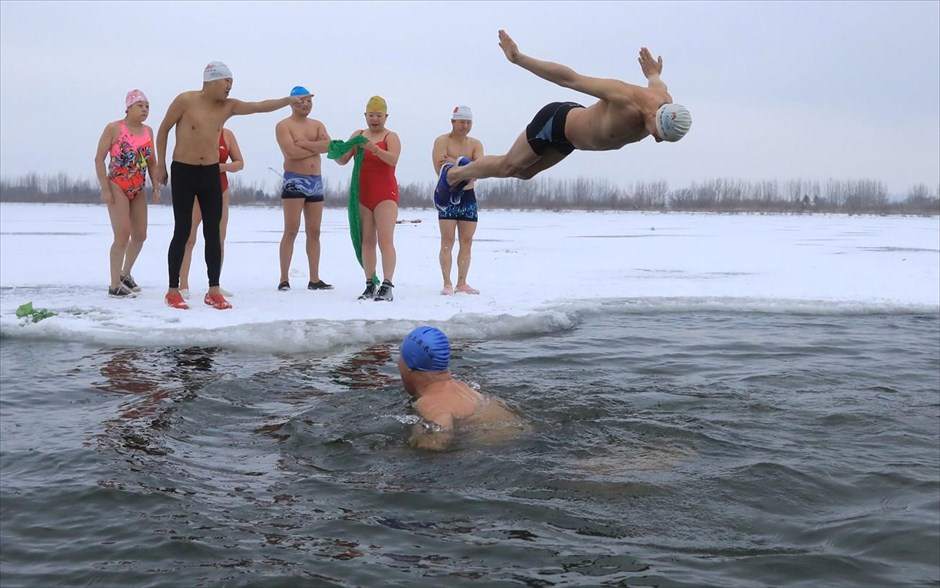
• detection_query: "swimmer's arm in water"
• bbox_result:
[409,425,453,451]
[408,412,455,451]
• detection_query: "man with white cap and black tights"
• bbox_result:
[154,61,308,310]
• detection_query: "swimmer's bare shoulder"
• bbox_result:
[411,380,528,450]
[414,379,483,425]
[464,395,522,427]
[463,395,531,447]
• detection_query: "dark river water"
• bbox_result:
[1,308,938,587]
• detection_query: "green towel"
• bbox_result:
[16,301,56,323]
[328,135,379,286]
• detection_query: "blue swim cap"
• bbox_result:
[290,85,310,96]
[400,326,450,372]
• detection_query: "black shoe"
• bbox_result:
[358,282,377,300]
[120,274,141,292]
[373,280,394,302]
[308,280,333,290]
[108,284,136,298]
[278,281,290,291]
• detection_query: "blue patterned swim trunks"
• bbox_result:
[437,188,478,222]
[281,172,325,203]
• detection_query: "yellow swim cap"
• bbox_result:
[366,95,387,113]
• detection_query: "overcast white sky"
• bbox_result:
[1,1,938,196]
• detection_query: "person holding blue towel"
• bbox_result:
[431,106,484,296]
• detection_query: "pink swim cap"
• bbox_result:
[125,89,148,109]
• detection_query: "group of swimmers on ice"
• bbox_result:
[95,29,690,311]
[94,29,690,447]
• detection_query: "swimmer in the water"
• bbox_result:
[398,325,523,450]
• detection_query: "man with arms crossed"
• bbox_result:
[431,105,484,296]
[274,85,333,292]
[154,61,307,310]
[436,30,691,198]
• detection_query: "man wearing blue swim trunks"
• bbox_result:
[275,86,333,292]
[431,106,485,295]
[436,30,692,199]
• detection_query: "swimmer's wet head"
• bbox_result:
[400,326,450,372]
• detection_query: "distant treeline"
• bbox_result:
[1,173,937,216]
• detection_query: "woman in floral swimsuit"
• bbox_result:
[94,89,160,297]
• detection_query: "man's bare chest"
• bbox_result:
[181,107,225,132]
[446,138,473,157]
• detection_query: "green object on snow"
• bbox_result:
[16,301,56,323]
[327,135,379,286]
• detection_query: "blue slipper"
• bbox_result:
[449,157,472,205]
[433,163,454,212]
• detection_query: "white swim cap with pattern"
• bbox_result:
[203,61,233,82]
[655,103,692,142]
[452,105,472,121]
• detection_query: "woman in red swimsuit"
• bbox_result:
[94,89,160,298]
[178,127,243,299]
[335,96,402,301]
